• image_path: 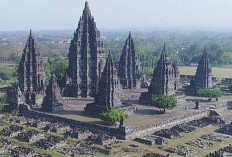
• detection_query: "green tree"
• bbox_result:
[100,108,129,125]
[151,95,178,113]
[0,93,7,111]
[51,58,69,80]
[197,88,225,101]
[45,62,51,81]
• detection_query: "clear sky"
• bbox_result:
[1,0,232,31]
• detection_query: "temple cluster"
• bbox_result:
[7,1,213,114]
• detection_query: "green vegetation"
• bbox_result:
[197,88,225,100]
[0,93,7,111]
[0,67,17,87]
[100,108,129,125]
[151,95,178,113]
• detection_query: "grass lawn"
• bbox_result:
[179,66,232,79]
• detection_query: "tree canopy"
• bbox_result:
[100,108,129,125]
[197,88,225,98]
[151,95,178,113]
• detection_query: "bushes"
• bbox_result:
[100,109,128,125]
[0,93,7,111]
[151,95,178,113]
[197,88,225,98]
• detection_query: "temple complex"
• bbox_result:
[85,52,123,115]
[17,30,46,105]
[140,44,181,104]
[118,32,141,89]
[63,1,106,98]
[193,48,213,91]
[41,75,63,113]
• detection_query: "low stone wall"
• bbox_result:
[124,110,209,140]
[19,105,126,140]
[19,104,210,140]
[134,138,155,146]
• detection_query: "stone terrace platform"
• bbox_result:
[52,88,229,128]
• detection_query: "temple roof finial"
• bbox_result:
[129,31,131,38]
[29,29,32,37]
[83,1,91,16]
[162,43,167,54]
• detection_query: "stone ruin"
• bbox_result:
[154,129,182,139]
[41,75,64,113]
[17,130,45,143]
[27,118,50,128]
[64,128,92,139]
[186,139,213,148]
[44,123,70,133]
[87,134,116,146]
[85,53,130,115]
[0,125,24,137]
[10,116,27,124]
[36,136,66,150]
[9,30,46,107]
[187,118,210,128]
[11,146,36,157]
[118,32,142,89]
[142,152,170,157]
[1,138,16,151]
[140,44,181,104]
[167,145,197,156]
[217,122,232,136]
[171,124,195,133]
[188,48,213,93]
[33,154,52,157]
[201,134,229,142]
[59,143,96,156]
[206,144,232,157]
[63,1,106,98]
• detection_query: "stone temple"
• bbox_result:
[17,30,46,106]
[118,32,141,89]
[63,1,106,98]
[41,75,63,113]
[85,52,123,115]
[190,48,213,92]
[140,44,181,104]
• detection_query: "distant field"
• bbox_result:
[179,66,232,79]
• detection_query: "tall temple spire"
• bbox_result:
[148,44,180,96]
[118,32,141,89]
[85,51,122,114]
[64,2,106,98]
[194,47,212,91]
[17,30,46,105]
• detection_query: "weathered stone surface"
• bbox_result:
[201,134,229,142]
[33,154,52,157]
[172,124,195,133]
[187,118,210,128]
[167,145,197,156]
[154,128,182,139]
[18,130,44,143]
[140,44,181,104]
[134,138,155,146]
[59,143,95,156]
[142,153,169,157]
[217,123,232,136]
[64,1,106,98]
[186,139,213,148]
[44,123,70,133]
[0,126,24,137]
[118,32,141,89]
[10,116,27,124]
[27,119,50,128]
[36,136,66,150]
[1,138,16,150]
[11,146,36,157]
[18,30,46,105]
[85,53,123,115]
[190,48,213,92]
[42,75,63,113]
[64,128,92,139]
[87,134,116,146]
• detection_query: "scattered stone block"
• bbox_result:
[44,123,70,133]
[155,137,165,145]
[201,134,229,142]
[87,134,116,146]
[134,138,155,146]
[18,130,45,143]
[142,152,169,157]
[172,124,195,133]
[155,129,182,139]
[1,138,16,150]
[10,116,27,124]
[186,139,213,148]
[59,143,95,156]
[0,126,24,137]
[11,146,36,157]
[64,128,92,139]
[27,119,50,128]
[167,145,197,156]
[217,123,232,136]
[36,136,66,150]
